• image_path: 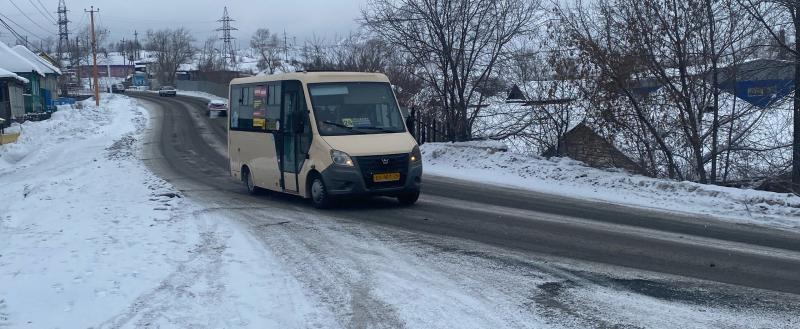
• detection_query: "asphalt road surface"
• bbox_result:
[130,91,800,304]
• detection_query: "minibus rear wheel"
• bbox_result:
[397,191,420,206]
[310,176,332,209]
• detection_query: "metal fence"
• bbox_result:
[409,111,448,145]
[175,80,229,98]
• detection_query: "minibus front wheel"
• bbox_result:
[397,190,420,206]
[310,176,333,209]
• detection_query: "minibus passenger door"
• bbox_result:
[279,80,310,193]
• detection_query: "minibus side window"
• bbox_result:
[230,86,257,131]
[266,83,281,131]
[230,86,241,128]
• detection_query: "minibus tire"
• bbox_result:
[310,177,332,209]
[243,167,260,195]
[397,191,420,206]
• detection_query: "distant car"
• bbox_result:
[206,99,228,117]
[111,83,126,94]
[158,86,177,97]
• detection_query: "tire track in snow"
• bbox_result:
[235,209,407,329]
[95,219,229,329]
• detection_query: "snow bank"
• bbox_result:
[422,141,800,231]
[0,96,196,327]
[0,95,335,327]
[1,123,21,135]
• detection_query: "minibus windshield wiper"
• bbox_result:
[353,126,401,133]
[320,120,367,134]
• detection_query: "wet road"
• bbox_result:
[130,91,800,296]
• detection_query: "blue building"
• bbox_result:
[719,58,794,108]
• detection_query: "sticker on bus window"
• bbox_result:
[253,110,265,118]
[253,99,264,110]
[253,118,266,128]
[351,117,372,127]
[342,118,354,127]
[254,85,267,98]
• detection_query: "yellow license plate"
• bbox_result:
[373,173,401,182]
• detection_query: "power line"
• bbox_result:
[26,0,56,25]
[69,12,87,34]
[0,15,46,52]
[7,0,56,35]
[0,12,50,44]
[35,0,58,22]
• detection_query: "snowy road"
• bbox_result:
[129,91,800,328]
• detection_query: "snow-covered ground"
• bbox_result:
[0,96,321,327]
[1,123,20,135]
[422,141,800,232]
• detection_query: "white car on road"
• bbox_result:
[158,86,177,97]
[206,99,228,117]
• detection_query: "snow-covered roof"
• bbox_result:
[0,67,29,84]
[12,45,62,75]
[178,62,198,72]
[96,52,131,66]
[0,41,45,77]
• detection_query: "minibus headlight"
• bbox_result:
[410,146,421,162]
[331,149,354,167]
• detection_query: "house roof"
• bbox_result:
[12,45,62,75]
[719,58,794,82]
[0,67,29,84]
[0,41,45,77]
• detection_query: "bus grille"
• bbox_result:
[356,153,410,189]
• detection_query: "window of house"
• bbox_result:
[747,87,764,97]
[747,86,777,97]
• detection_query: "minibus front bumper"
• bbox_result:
[320,157,422,197]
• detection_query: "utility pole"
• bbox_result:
[283,29,288,63]
[75,38,81,88]
[217,6,237,71]
[133,30,139,60]
[86,6,100,106]
[121,37,126,67]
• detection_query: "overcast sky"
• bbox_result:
[1,0,368,47]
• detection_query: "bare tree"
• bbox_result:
[328,34,390,72]
[557,0,786,182]
[362,0,539,141]
[145,28,195,84]
[250,28,283,74]
[198,36,223,72]
[738,0,800,189]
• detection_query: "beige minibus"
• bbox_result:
[228,71,422,208]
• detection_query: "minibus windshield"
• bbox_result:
[308,82,406,136]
